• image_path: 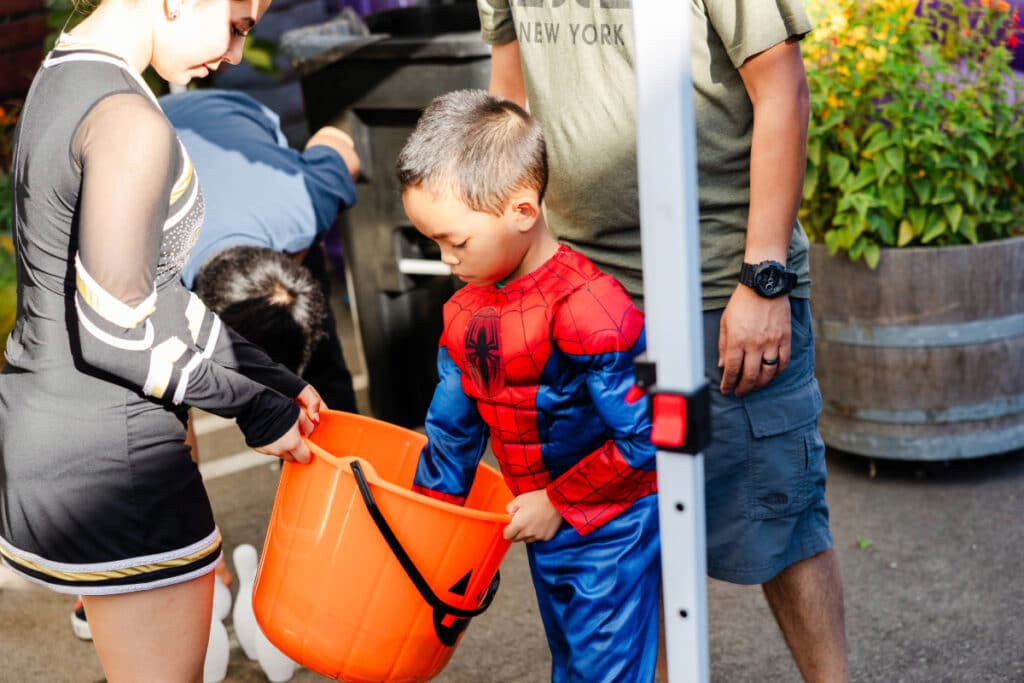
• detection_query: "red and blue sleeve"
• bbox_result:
[546,275,657,535]
[412,340,490,505]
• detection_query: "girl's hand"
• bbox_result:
[503,490,564,543]
[253,421,311,464]
[295,384,326,435]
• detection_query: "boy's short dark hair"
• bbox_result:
[396,89,548,215]
[194,246,325,374]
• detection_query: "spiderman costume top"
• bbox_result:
[413,244,656,536]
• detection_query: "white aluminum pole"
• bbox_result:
[632,2,709,682]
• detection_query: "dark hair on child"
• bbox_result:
[194,246,325,374]
[396,89,547,215]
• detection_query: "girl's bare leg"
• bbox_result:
[82,572,214,683]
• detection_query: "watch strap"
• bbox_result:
[739,261,758,288]
[739,260,797,297]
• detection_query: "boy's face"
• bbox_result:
[402,186,535,287]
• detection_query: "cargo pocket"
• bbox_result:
[743,378,824,520]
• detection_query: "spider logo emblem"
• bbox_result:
[464,307,503,395]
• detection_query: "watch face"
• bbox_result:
[755,266,783,296]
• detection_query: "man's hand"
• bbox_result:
[503,489,563,543]
[306,125,361,179]
[254,421,311,464]
[718,285,791,397]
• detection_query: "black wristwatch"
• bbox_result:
[739,260,797,298]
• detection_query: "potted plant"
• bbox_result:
[800,0,1024,461]
[1,101,19,365]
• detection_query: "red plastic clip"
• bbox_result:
[651,394,687,449]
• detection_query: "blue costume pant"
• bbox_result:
[527,495,661,683]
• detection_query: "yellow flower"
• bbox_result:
[863,45,888,62]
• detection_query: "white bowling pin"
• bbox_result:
[213,570,232,622]
[231,544,260,661]
[203,614,230,683]
[255,623,296,683]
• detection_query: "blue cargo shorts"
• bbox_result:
[702,297,833,585]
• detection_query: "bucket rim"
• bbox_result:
[300,415,513,525]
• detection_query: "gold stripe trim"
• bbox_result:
[75,273,154,328]
[144,337,188,399]
[0,535,221,583]
[170,160,194,204]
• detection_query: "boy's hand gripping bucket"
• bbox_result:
[252,411,514,683]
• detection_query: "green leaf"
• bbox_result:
[973,135,995,159]
[966,162,989,185]
[856,535,874,551]
[837,192,879,223]
[871,214,895,245]
[836,224,855,250]
[962,180,977,208]
[898,219,916,246]
[960,215,979,243]
[932,184,956,205]
[827,154,851,187]
[909,208,928,236]
[824,229,841,254]
[911,177,931,204]
[802,165,819,201]
[839,128,859,154]
[849,236,865,261]
[943,203,964,232]
[863,243,880,269]
[862,130,893,155]
[881,184,906,217]
[846,164,878,193]
[875,155,892,185]
[861,121,885,145]
[883,147,905,175]
[921,216,948,244]
[807,137,822,167]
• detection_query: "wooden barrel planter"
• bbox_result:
[809,236,1024,460]
[0,0,49,100]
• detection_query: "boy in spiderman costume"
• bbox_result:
[397,89,659,682]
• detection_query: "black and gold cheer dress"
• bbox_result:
[0,41,306,595]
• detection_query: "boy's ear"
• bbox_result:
[507,193,541,232]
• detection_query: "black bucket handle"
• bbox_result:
[350,460,501,646]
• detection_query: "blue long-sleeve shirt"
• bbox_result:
[160,89,357,288]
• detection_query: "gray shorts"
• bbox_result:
[702,298,833,585]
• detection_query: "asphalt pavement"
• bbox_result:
[2,297,1022,683]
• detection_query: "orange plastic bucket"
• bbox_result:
[252,410,514,683]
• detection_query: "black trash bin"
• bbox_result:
[283,3,489,427]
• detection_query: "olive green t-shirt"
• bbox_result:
[478,0,813,309]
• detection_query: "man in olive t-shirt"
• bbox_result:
[479,1,849,681]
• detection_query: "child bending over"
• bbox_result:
[396,89,660,683]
